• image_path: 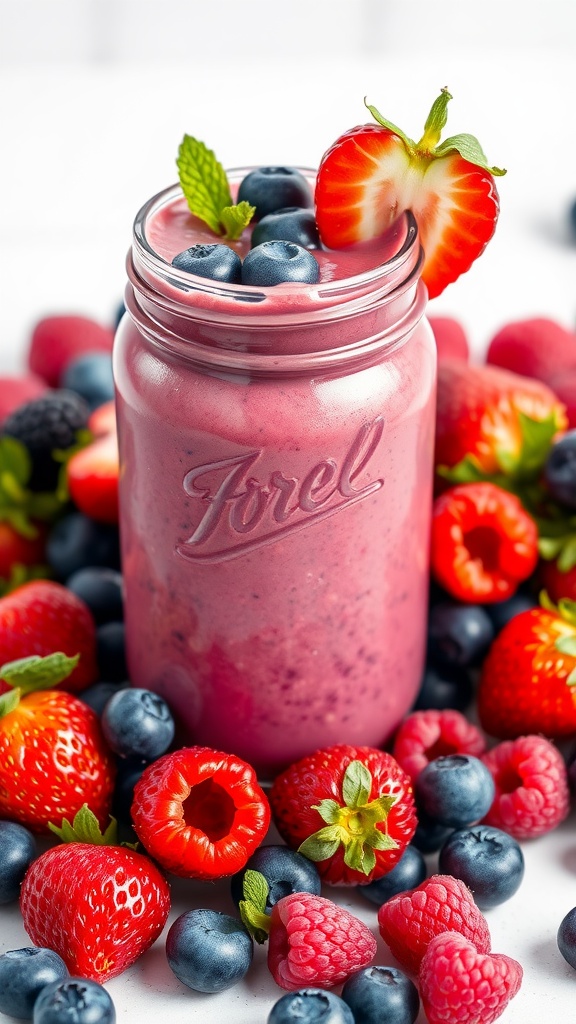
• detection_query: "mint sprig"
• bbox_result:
[177,136,255,241]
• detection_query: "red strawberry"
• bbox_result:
[486,317,576,384]
[540,557,576,602]
[315,88,505,299]
[0,375,48,427]
[428,315,470,362]
[0,581,97,694]
[20,806,170,981]
[267,892,376,990]
[419,931,522,1024]
[392,709,486,782]
[477,599,576,738]
[269,744,416,886]
[28,315,114,388]
[67,432,119,524]
[482,734,570,839]
[435,360,567,482]
[378,874,491,974]
[0,653,115,832]
[88,399,116,437]
[547,367,576,429]
[131,746,271,879]
[0,521,47,580]
[430,482,539,603]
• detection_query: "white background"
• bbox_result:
[1,3,576,1023]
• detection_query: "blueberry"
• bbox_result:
[238,167,313,220]
[341,966,420,1024]
[544,431,576,509]
[357,845,426,907]
[0,948,68,1019]
[231,845,321,911]
[96,621,127,682]
[413,664,473,713]
[113,300,126,330]
[251,207,320,250]
[65,567,124,624]
[79,681,129,716]
[166,909,252,993]
[410,812,453,854]
[171,243,242,283]
[112,758,148,822]
[439,825,524,909]
[427,601,494,669]
[33,978,115,1024]
[558,906,576,969]
[0,820,37,904]
[485,590,538,634]
[415,754,495,829]
[47,513,121,580]
[268,989,354,1024]
[101,687,174,759]
[242,241,319,286]
[61,353,115,411]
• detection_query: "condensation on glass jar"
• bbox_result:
[113,171,437,778]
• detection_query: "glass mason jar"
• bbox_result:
[114,172,437,778]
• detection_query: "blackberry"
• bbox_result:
[3,389,90,490]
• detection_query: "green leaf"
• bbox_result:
[177,135,232,235]
[538,537,566,561]
[242,869,268,914]
[366,827,399,851]
[437,456,488,485]
[555,635,576,657]
[342,760,372,809]
[0,437,31,487]
[435,132,506,174]
[364,99,413,150]
[298,825,345,863]
[0,652,79,695]
[557,536,576,573]
[567,668,576,686]
[313,798,343,825]
[220,202,255,241]
[515,412,559,478]
[0,687,21,718]
[343,838,376,874]
[49,805,119,846]
[238,870,270,944]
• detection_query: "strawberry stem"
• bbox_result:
[417,87,452,153]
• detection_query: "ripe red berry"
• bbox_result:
[481,734,570,839]
[486,316,576,384]
[419,931,522,1024]
[0,374,48,427]
[428,316,470,363]
[28,315,114,388]
[392,709,486,782]
[131,746,271,879]
[430,482,539,603]
[267,892,376,990]
[378,873,491,974]
[269,744,416,886]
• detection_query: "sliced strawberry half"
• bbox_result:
[315,88,506,299]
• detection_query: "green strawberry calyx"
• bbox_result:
[540,591,576,686]
[438,411,560,490]
[238,869,271,944]
[0,652,79,718]
[177,135,255,241]
[49,805,138,849]
[365,87,506,175]
[297,760,398,876]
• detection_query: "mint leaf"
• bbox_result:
[220,202,255,242]
[342,760,372,808]
[238,870,270,944]
[242,869,268,913]
[177,135,232,235]
[0,652,79,694]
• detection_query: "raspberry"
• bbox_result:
[428,315,470,363]
[27,315,114,388]
[548,367,576,429]
[3,390,90,491]
[481,734,570,839]
[377,874,491,974]
[419,931,523,1024]
[486,316,576,384]
[268,893,376,991]
[392,709,486,782]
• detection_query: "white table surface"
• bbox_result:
[1,50,576,1024]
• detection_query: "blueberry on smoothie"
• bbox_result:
[166,909,252,993]
[0,948,68,1019]
[251,208,320,249]
[242,241,320,286]
[439,825,524,909]
[237,167,313,220]
[0,821,37,904]
[415,754,495,829]
[171,243,242,283]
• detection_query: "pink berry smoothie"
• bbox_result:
[114,176,436,777]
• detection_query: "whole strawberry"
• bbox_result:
[378,874,491,974]
[269,744,416,885]
[0,580,97,693]
[315,88,505,299]
[20,806,170,981]
[0,653,115,832]
[419,931,522,1024]
[435,360,566,485]
[131,746,271,879]
[477,597,576,738]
